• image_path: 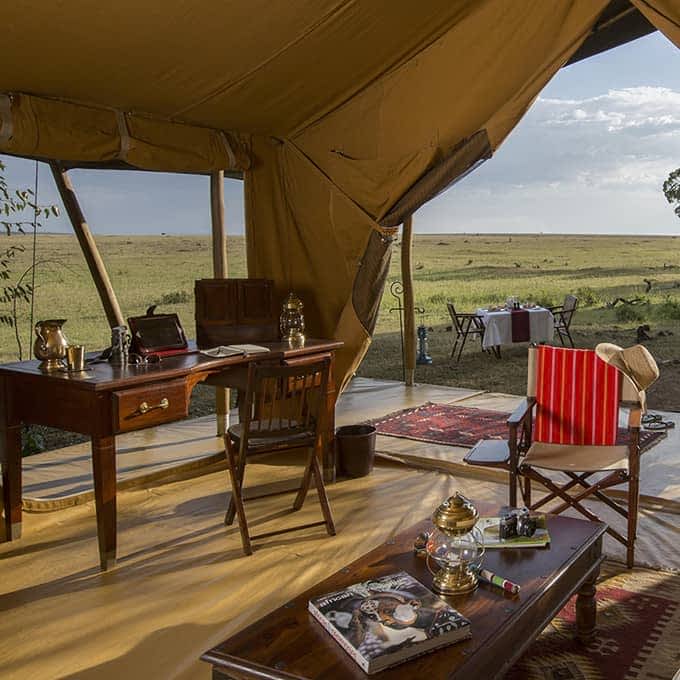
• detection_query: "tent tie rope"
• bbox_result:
[219,132,236,168]
[27,160,39,356]
[115,110,131,160]
[0,94,12,143]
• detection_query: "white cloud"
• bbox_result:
[420,86,680,234]
[540,88,680,137]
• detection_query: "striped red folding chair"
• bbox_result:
[507,345,645,568]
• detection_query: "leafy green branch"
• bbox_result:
[1,159,60,338]
[663,168,680,219]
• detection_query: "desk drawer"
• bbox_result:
[114,379,188,433]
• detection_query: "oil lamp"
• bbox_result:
[426,493,485,595]
[279,292,305,347]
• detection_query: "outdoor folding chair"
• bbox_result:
[447,301,488,362]
[548,294,578,347]
[223,356,336,555]
[466,344,658,568]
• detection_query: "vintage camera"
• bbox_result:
[498,507,537,539]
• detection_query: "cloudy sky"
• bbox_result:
[2,31,679,236]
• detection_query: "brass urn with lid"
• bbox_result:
[426,493,485,595]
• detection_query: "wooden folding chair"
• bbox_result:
[224,356,336,555]
[548,294,578,347]
[447,301,489,361]
[467,344,645,568]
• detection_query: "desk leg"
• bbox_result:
[92,435,117,570]
[215,386,229,436]
[1,424,22,541]
[576,564,599,643]
[323,355,337,484]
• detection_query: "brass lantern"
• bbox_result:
[280,292,305,347]
[426,493,485,595]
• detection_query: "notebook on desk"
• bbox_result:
[200,344,271,358]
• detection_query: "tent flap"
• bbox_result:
[352,229,396,334]
[631,0,680,47]
[0,93,250,173]
[379,129,492,228]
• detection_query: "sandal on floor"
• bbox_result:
[642,413,663,425]
[645,420,675,431]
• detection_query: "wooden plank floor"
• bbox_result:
[1,377,679,680]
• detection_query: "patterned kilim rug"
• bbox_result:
[507,561,680,679]
[370,402,666,452]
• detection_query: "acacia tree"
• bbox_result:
[663,168,680,219]
[0,159,59,327]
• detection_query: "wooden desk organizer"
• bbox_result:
[194,278,278,348]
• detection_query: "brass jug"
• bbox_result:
[34,319,69,370]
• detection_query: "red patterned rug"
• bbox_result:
[370,402,666,453]
[507,561,680,679]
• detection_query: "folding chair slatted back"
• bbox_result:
[447,302,464,335]
[224,355,335,555]
[532,345,620,446]
[562,294,578,326]
[447,301,487,361]
[242,359,329,446]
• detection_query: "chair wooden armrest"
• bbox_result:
[627,405,642,429]
[464,439,510,468]
[547,305,563,313]
[507,398,535,426]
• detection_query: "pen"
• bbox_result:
[476,568,521,594]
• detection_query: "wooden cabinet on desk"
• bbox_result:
[195,278,278,348]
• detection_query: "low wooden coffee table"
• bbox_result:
[202,511,606,679]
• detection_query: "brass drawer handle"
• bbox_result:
[138,397,169,415]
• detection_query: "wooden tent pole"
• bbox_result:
[49,162,125,328]
[210,171,230,435]
[210,171,228,277]
[401,215,416,386]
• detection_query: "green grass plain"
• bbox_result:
[2,232,679,417]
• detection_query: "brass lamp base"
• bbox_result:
[432,566,478,595]
[39,358,65,372]
[286,332,305,348]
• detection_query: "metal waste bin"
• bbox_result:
[335,424,376,477]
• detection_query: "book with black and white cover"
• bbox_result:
[200,344,271,358]
[308,571,471,674]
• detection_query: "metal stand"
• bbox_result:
[389,281,406,382]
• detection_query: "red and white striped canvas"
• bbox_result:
[534,345,620,446]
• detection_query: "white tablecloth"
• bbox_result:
[476,307,554,349]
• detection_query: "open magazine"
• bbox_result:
[309,571,470,674]
[200,344,271,358]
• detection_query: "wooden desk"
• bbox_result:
[202,509,605,680]
[0,339,342,570]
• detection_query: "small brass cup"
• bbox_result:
[66,345,86,372]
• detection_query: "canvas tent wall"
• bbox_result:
[1,0,678,389]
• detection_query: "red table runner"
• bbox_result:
[511,308,530,342]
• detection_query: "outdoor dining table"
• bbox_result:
[476,306,554,350]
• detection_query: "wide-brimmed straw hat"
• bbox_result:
[595,343,659,406]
